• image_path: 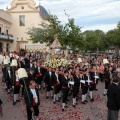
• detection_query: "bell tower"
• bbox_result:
[10,0,36,8]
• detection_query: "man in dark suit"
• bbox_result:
[35,63,43,89]
[5,66,12,94]
[27,68,35,87]
[26,59,33,69]
[44,67,53,99]
[51,68,61,103]
[72,71,80,107]
[61,70,70,111]
[107,76,120,120]
[24,80,40,120]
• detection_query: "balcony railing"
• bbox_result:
[0,33,14,41]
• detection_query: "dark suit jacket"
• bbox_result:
[44,71,52,85]
[107,83,120,111]
[24,88,40,108]
[26,72,35,86]
[61,76,69,88]
[73,75,80,89]
[26,63,33,69]
[51,73,60,86]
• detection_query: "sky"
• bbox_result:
[0,0,120,32]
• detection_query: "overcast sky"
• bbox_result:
[0,0,120,32]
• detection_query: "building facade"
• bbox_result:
[0,9,13,52]
[0,0,48,52]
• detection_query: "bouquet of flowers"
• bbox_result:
[44,58,68,68]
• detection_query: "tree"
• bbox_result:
[106,22,120,55]
[27,12,83,50]
[27,13,63,45]
[83,30,107,53]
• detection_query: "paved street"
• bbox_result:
[0,67,120,120]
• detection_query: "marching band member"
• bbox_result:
[103,66,113,96]
[26,59,34,69]
[61,70,70,111]
[5,66,12,94]
[91,66,99,91]
[12,70,21,105]
[44,67,53,99]
[24,80,40,120]
[27,68,35,86]
[0,99,3,117]
[81,68,89,104]
[72,71,80,107]
[35,63,43,89]
[51,68,61,103]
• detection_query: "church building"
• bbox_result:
[0,0,48,52]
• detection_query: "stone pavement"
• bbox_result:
[0,67,120,120]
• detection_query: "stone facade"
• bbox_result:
[0,0,48,52]
[0,9,13,52]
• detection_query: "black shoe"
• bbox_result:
[8,92,11,94]
[56,100,60,102]
[16,100,21,102]
[62,109,64,112]
[103,94,106,96]
[51,96,53,99]
[65,105,68,108]
[94,89,98,91]
[84,100,88,103]
[59,97,61,100]
[81,102,86,104]
[90,99,94,102]
[75,103,78,105]
[13,102,16,105]
[67,99,69,101]
[53,101,56,104]
[72,105,76,108]
[46,96,49,99]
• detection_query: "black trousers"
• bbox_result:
[6,80,11,89]
[81,86,88,95]
[54,85,59,94]
[107,109,119,120]
[89,84,94,91]
[100,73,104,82]
[62,88,69,103]
[105,80,110,89]
[13,86,20,94]
[46,84,53,91]
[36,77,42,85]
[73,87,79,98]
[26,105,39,120]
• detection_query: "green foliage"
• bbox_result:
[27,12,83,49]
[27,12,120,51]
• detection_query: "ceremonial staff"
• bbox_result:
[18,68,36,120]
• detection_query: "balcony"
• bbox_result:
[0,33,14,41]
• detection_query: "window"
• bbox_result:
[6,30,8,34]
[21,6,24,9]
[19,15,25,26]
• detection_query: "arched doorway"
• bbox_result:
[6,43,9,52]
[0,42,3,52]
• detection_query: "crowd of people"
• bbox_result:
[0,51,120,120]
